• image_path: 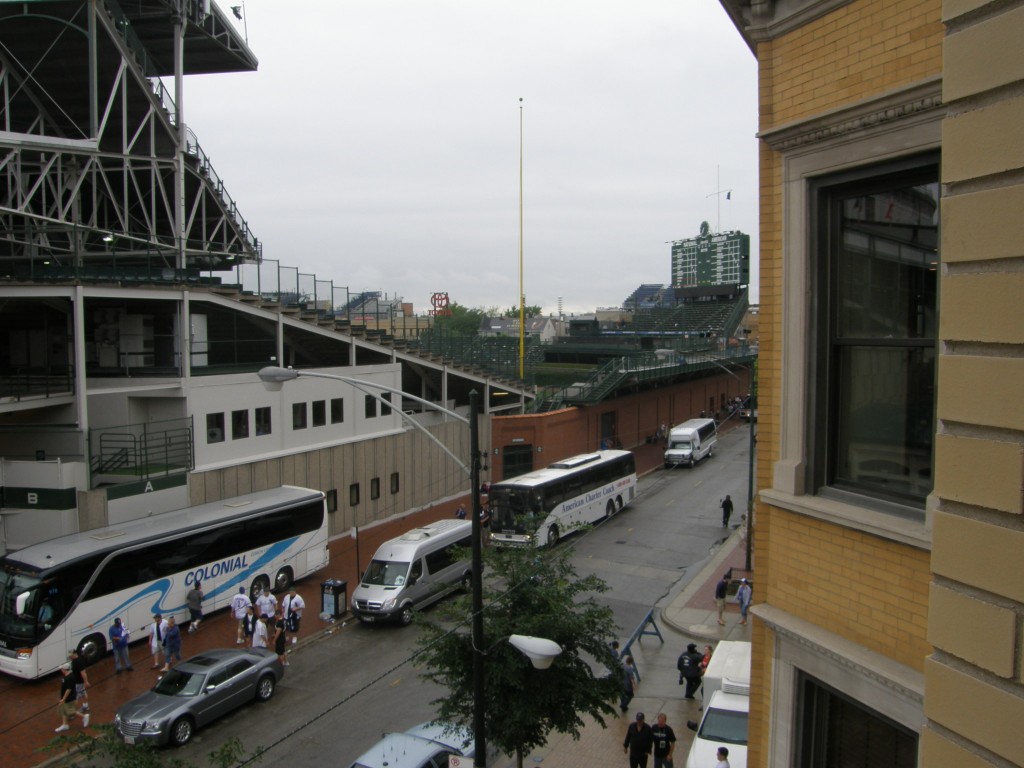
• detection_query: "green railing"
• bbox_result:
[89,417,193,487]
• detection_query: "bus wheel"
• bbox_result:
[250,574,270,603]
[605,500,616,519]
[616,496,624,511]
[77,633,106,666]
[170,715,195,746]
[273,567,293,593]
[546,525,560,547]
[398,604,414,626]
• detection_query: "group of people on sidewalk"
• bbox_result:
[623,710,732,768]
[230,585,306,668]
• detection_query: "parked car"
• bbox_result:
[114,648,283,746]
[348,721,479,768]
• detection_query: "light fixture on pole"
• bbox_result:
[509,634,562,670]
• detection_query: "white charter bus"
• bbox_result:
[489,450,637,548]
[0,486,328,679]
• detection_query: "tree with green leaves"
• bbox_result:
[416,545,621,768]
[42,726,260,768]
[502,304,543,318]
[434,302,487,336]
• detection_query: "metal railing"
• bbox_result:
[89,417,194,486]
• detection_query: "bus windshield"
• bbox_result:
[362,560,410,587]
[489,487,545,533]
[0,566,61,645]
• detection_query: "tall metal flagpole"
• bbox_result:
[518,98,525,380]
[705,164,732,234]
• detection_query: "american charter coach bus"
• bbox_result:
[0,486,328,679]
[488,450,637,547]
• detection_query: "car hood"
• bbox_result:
[117,691,188,722]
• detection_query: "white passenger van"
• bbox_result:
[350,519,472,625]
[686,640,751,768]
[664,418,718,468]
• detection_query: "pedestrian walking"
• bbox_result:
[255,587,277,620]
[230,586,252,644]
[720,495,733,527]
[148,613,168,668]
[252,613,269,649]
[160,616,182,672]
[109,617,133,673]
[700,644,713,698]
[281,587,305,644]
[650,713,676,768]
[677,643,703,700]
[67,648,90,713]
[55,663,89,732]
[736,578,752,625]
[273,609,289,666]
[715,746,731,768]
[620,654,640,712]
[186,581,204,632]
[715,573,730,626]
[622,711,654,768]
[242,605,257,646]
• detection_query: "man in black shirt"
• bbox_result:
[623,711,654,768]
[650,712,676,768]
[677,643,704,699]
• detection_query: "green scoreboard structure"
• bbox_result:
[671,221,751,291]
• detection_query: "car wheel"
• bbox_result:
[398,605,414,626]
[546,525,560,547]
[250,574,270,603]
[77,633,106,666]
[605,500,615,519]
[273,567,293,593]
[170,716,195,746]
[255,674,276,702]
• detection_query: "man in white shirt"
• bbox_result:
[251,614,269,649]
[147,613,169,669]
[255,587,276,620]
[281,587,305,645]
[230,587,252,645]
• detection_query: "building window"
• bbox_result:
[312,400,326,427]
[370,477,380,500]
[325,489,337,513]
[231,409,249,440]
[381,392,392,416]
[330,397,344,424]
[797,674,917,767]
[365,394,376,419]
[292,402,307,430]
[255,407,272,436]
[390,472,399,494]
[206,413,225,444]
[812,158,938,509]
[349,483,360,507]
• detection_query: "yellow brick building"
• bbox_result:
[720,0,1024,765]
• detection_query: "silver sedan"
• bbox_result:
[114,647,284,746]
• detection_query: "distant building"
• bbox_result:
[478,316,563,343]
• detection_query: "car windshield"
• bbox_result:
[697,707,748,745]
[670,439,692,450]
[153,668,206,697]
[362,559,410,587]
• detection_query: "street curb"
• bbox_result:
[659,526,746,639]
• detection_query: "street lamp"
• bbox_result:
[257,367,501,766]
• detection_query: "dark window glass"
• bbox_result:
[255,407,271,436]
[364,395,376,419]
[381,393,392,416]
[797,674,917,767]
[326,489,337,513]
[502,444,533,479]
[814,159,938,508]
[390,472,399,494]
[206,413,225,444]
[312,400,326,427]
[349,483,360,507]
[370,477,380,500]
[292,402,307,430]
[231,410,249,440]
[330,398,344,424]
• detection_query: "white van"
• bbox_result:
[664,418,718,468]
[350,519,472,625]
[686,640,751,768]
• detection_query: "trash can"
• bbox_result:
[321,579,347,619]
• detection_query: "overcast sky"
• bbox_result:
[184,1,758,316]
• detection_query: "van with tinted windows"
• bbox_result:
[350,519,472,625]
[664,418,718,468]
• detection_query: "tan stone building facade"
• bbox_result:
[720,0,1024,765]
